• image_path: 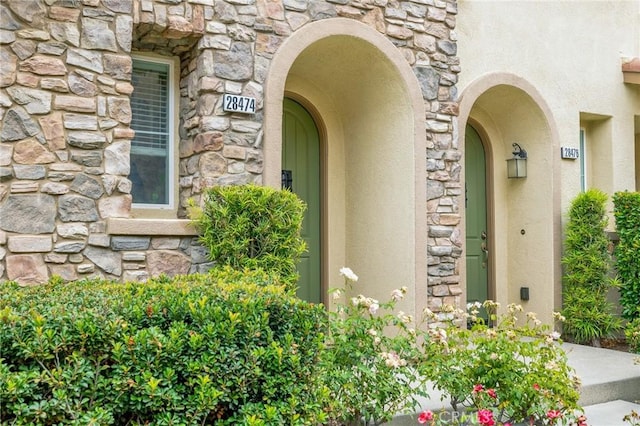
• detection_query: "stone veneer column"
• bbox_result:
[1,0,135,284]
[1,0,461,312]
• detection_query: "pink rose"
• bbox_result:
[477,409,495,426]
[487,388,497,399]
[473,384,484,393]
[418,410,434,424]
[547,409,562,420]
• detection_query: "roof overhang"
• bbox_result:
[622,57,640,84]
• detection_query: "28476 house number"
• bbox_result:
[223,94,256,114]
[561,147,580,159]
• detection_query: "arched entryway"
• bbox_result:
[264,19,427,316]
[459,74,562,322]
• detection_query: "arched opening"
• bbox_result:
[459,75,562,322]
[264,19,427,316]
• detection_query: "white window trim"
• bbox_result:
[130,53,180,218]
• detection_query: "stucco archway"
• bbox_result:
[459,73,562,322]
[264,18,427,316]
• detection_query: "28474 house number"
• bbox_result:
[223,94,256,114]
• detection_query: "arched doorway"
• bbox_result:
[264,18,427,317]
[465,124,490,307]
[282,98,322,303]
[459,75,562,322]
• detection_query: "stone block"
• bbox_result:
[88,233,110,247]
[147,250,190,278]
[70,173,104,199]
[77,263,95,274]
[98,195,131,218]
[49,264,78,281]
[41,182,69,194]
[123,270,149,282]
[81,17,117,52]
[19,55,66,75]
[6,254,48,285]
[0,194,56,233]
[58,194,99,222]
[111,236,150,251]
[13,165,45,179]
[122,251,145,261]
[151,237,180,250]
[11,181,39,193]
[54,96,96,113]
[13,139,56,164]
[54,241,86,253]
[67,48,103,73]
[57,223,89,239]
[7,235,52,252]
[84,246,122,276]
[6,86,51,114]
[39,112,66,151]
[0,144,12,167]
[67,131,107,149]
[44,253,67,264]
[1,106,40,142]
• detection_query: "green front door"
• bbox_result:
[282,98,322,303]
[465,125,489,307]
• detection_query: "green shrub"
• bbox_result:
[561,189,621,345]
[626,310,640,354]
[613,191,640,321]
[0,270,328,425]
[189,185,307,290]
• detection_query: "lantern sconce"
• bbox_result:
[507,143,527,178]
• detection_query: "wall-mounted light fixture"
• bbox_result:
[507,143,527,178]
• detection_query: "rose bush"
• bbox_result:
[320,268,430,425]
[417,301,584,425]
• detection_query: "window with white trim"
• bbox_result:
[579,128,587,191]
[130,56,176,209]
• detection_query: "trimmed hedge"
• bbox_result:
[0,269,328,425]
[189,185,307,291]
[561,189,621,345]
[613,191,640,321]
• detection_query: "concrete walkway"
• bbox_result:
[390,343,640,425]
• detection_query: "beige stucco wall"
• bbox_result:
[457,0,640,321]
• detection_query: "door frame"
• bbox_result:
[284,91,328,305]
[466,118,496,303]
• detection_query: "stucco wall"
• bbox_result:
[456,0,640,320]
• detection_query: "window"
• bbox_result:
[130,56,176,209]
[579,128,587,191]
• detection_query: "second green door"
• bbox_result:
[465,124,489,307]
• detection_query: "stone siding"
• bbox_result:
[0,0,461,311]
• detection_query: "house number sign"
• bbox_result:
[561,147,580,159]
[223,94,256,114]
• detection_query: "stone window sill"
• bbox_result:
[107,218,198,236]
